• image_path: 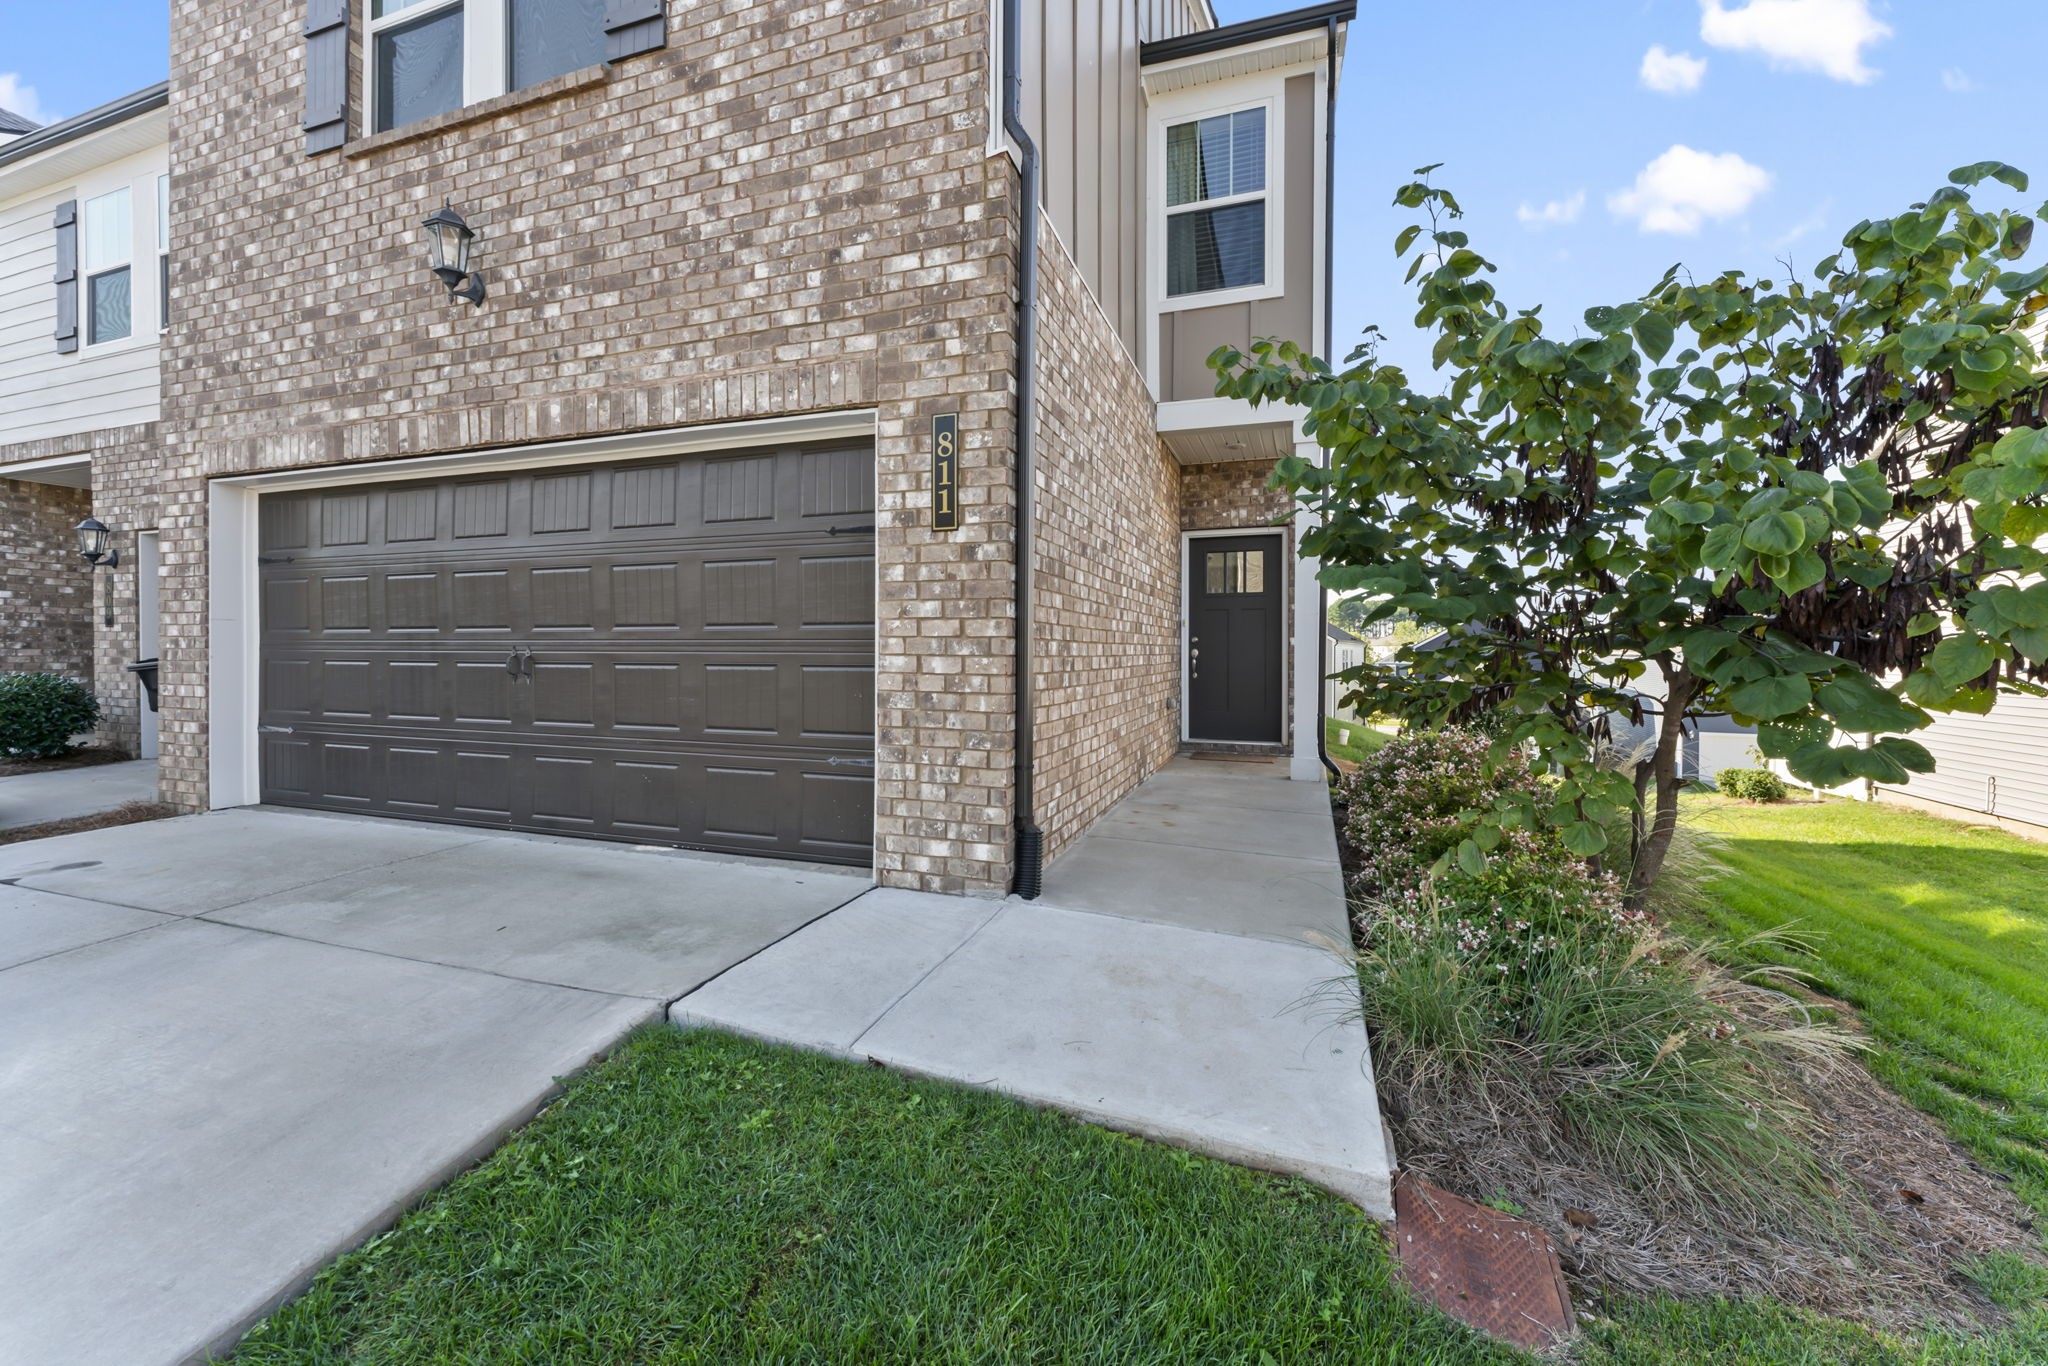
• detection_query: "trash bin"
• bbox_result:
[126,657,160,714]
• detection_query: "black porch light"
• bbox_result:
[421,203,486,306]
[76,516,118,567]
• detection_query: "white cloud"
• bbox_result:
[1940,67,1975,93]
[1699,0,1892,84]
[1608,145,1773,235]
[1639,45,1708,94]
[0,73,51,127]
[1516,190,1586,229]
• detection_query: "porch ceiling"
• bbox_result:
[0,456,91,489]
[1161,423,1293,465]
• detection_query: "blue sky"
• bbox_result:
[4,0,2041,384]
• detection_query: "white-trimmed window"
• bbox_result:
[157,173,170,331]
[368,0,607,133]
[82,187,133,346]
[1164,104,1269,299]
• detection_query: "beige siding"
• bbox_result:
[0,147,166,448]
[1155,72,1316,403]
[1877,695,2048,831]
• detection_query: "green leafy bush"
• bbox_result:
[1718,767,1789,802]
[0,673,101,759]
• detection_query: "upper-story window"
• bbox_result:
[82,187,132,346]
[1164,105,1267,298]
[369,0,607,133]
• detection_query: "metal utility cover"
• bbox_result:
[256,443,877,865]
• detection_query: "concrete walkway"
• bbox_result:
[0,758,159,832]
[675,758,1391,1215]
[0,810,868,1366]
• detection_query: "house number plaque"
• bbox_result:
[931,413,960,532]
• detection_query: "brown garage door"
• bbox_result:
[257,442,876,866]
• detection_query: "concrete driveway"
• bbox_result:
[0,809,868,1366]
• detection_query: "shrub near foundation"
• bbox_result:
[0,673,100,759]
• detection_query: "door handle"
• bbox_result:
[505,650,523,678]
[519,647,535,679]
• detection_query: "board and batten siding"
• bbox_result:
[0,146,165,449]
[1876,694,2048,832]
[1014,0,1209,359]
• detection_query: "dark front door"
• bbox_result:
[1187,533,1283,743]
[255,443,877,866]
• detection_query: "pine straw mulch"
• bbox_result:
[1380,1022,2043,1335]
[0,801,179,847]
[0,747,136,778]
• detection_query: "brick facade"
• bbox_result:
[1030,225,1182,864]
[0,421,163,756]
[162,0,1022,891]
[0,475,92,684]
[1180,457,1290,531]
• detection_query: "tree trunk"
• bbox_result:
[1626,665,1696,908]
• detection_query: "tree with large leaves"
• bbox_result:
[1213,162,2048,900]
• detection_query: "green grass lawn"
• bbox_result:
[1327,716,1392,765]
[223,1029,1513,1365]
[221,1022,2048,1363]
[1682,793,2048,1216]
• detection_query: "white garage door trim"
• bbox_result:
[208,411,880,813]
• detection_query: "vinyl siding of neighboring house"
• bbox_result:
[0,144,166,447]
[1876,695,2048,831]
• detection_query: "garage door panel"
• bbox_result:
[260,444,874,864]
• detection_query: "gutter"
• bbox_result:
[1002,0,1046,898]
[1315,15,1341,781]
[1139,0,1355,67]
[0,81,169,172]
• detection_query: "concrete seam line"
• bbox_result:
[659,882,879,1011]
[841,900,1008,1055]
[0,916,179,978]
[181,914,650,1002]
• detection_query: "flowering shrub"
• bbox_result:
[1338,728,1650,1009]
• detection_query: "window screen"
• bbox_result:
[83,188,132,345]
[375,4,466,132]
[510,0,607,89]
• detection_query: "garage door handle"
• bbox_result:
[519,647,534,678]
[505,650,523,677]
[827,524,875,536]
[827,756,875,768]
[259,725,294,735]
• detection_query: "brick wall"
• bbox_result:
[1030,223,1182,865]
[0,476,92,684]
[162,0,1021,891]
[1180,457,1290,531]
[89,426,166,758]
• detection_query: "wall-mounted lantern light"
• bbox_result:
[422,203,486,306]
[76,516,119,627]
[76,516,118,568]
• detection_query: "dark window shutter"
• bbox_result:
[304,0,350,154]
[53,200,79,354]
[604,0,666,61]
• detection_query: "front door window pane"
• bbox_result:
[510,0,607,89]
[376,5,465,131]
[1205,549,1265,595]
[89,268,132,344]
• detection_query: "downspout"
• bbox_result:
[1315,16,1341,781]
[1003,0,1046,897]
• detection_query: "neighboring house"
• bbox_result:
[1325,620,1364,719]
[0,86,170,760]
[1864,696,2048,835]
[0,0,1351,897]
